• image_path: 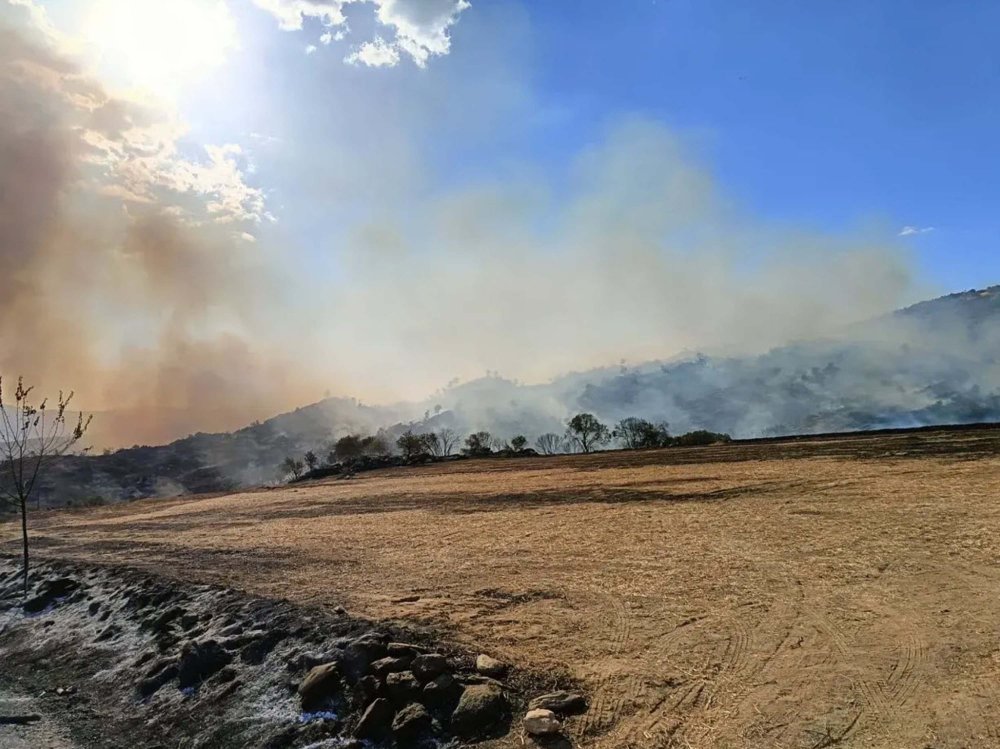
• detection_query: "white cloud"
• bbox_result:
[305,44,317,54]
[898,225,935,237]
[344,36,399,67]
[253,0,469,67]
[250,0,347,30]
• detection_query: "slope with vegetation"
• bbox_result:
[7,285,999,507]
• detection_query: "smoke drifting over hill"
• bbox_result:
[0,3,932,449]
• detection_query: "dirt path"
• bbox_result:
[5,429,1000,748]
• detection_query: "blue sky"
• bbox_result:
[165,0,997,293]
[522,0,1000,291]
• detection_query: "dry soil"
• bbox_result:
[7,427,1000,748]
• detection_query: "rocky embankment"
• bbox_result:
[0,557,587,748]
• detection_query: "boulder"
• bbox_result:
[392,702,433,744]
[371,655,412,678]
[450,684,510,739]
[528,690,588,716]
[475,654,508,678]
[523,708,561,736]
[298,662,341,711]
[385,670,421,705]
[355,698,394,740]
[342,634,387,679]
[177,639,232,689]
[421,673,461,713]
[411,653,448,682]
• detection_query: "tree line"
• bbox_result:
[281,413,730,480]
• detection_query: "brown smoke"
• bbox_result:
[0,20,323,448]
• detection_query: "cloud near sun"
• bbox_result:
[252,0,470,67]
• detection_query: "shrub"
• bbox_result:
[673,430,732,447]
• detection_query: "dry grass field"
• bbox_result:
[7,428,1000,748]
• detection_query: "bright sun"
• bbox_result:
[81,0,237,100]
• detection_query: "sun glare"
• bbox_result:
[81,0,237,100]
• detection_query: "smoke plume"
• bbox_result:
[0,9,324,447]
[1,2,926,449]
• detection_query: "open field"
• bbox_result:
[6,427,1000,748]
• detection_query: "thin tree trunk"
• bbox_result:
[20,495,28,597]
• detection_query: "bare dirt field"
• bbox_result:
[8,427,1000,748]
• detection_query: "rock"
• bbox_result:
[421,673,461,713]
[342,634,387,679]
[241,629,288,664]
[392,702,433,744]
[387,641,426,657]
[385,670,421,705]
[528,690,588,716]
[411,653,448,682]
[523,708,561,736]
[23,577,79,613]
[370,655,412,677]
[450,684,510,739]
[146,606,184,633]
[177,639,232,689]
[458,673,505,689]
[137,664,178,698]
[475,654,508,678]
[352,675,379,709]
[298,662,341,711]
[355,697,394,740]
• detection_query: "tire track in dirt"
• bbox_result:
[620,585,804,748]
[578,591,637,737]
[808,609,931,744]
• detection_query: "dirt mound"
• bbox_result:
[0,558,584,748]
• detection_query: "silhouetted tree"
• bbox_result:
[510,435,528,451]
[281,456,304,480]
[396,430,425,459]
[333,434,364,461]
[566,413,610,453]
[437,428,459,456]
[0,376,91,597]
[614,417,671,449]
[420,432,442,456]
[361,433,391,457]
[535,433,563,455]
[304,450,319,471]
[462,431,494,457]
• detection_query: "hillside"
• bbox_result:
[18,284,1000,507]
